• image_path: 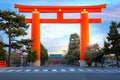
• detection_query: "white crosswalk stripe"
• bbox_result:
[25,69,31,72]
[52,69,57,72]
[7,70,14,72]
[69,69,75,72]
[95,69,102,72]
[0,68,120,73]
[113,69,120,72]
[15,69,23,72]
[60,69,66,72]
[86,69,93,72]
[104,70,112,72]
[43,69,48,72]
[0,70,5,72]
[78,69,84,72]
[33,69,39,72]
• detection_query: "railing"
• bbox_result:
[0,61,6,67]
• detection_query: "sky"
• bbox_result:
[0,0,120,54]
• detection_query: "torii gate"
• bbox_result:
[14,4,106,66]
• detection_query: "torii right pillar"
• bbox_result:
[80,9,89,66]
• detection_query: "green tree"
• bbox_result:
[26,49,37,66]
[0,10,28,66]
[63,33,79,66]
[68,33,79,54]
[19,39,37,66]
[41,43,48,66]
[0,42,6,60]
[90,48,104,67]
[104,21,120,67]
[84,47,92,67]
[84,43,103,67]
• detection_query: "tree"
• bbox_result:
[26,49,37,66]
[68,33,79,54]
[0,10,29,66]
[84,47,92,67]
[63,33,79,66]
[41,43,48,66]
[90,48,104,67]
[18,39,37,66]
[104,21,120,67]
[84,43,104,67]
[0,42,6,60]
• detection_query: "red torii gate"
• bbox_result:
[14,4,106,66]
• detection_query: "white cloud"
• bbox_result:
[41,24,80,41]
[90,33,107,48]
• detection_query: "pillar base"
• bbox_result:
[35,60,41,67]
[79,60,86,67]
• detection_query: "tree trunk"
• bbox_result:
[8,33,11,67]
[116,53,120,68]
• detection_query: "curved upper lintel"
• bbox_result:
[14,4,107,13]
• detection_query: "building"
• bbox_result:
[49,54,62,65]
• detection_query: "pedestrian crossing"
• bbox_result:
[0,68,120,73]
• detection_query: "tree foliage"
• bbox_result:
[26,49,37,63]
[103,21,120,67]
[85,43,104,67]
[41,43,48,66]
[62,33,79,66]
[0,10,29,66]
[0,42,6,60]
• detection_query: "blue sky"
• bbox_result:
[0,0,120,53]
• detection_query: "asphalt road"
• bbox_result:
[0,66,120,80]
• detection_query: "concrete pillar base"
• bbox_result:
[35,60,41,67]
[79,60,86,67]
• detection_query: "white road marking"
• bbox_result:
[0,70,5,72]
[43,69,48,72]
[33,69,39,72]
[15,69,23,72]
[60,69,66,72]
[25,69,31,72]
[104,70,112,72]
[78,69,84,72]
[69,69,75,72]
[7,70,14,72]
[86,69,93,72]
[52,69,57,72]
[95,69,102,72]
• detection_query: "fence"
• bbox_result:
[0,61,6,67]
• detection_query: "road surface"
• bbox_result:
[0,66,120,80]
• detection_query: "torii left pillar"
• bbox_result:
[32,9,40,66]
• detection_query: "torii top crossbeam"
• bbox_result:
[14,4,106,13]
[14,4,106,24]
